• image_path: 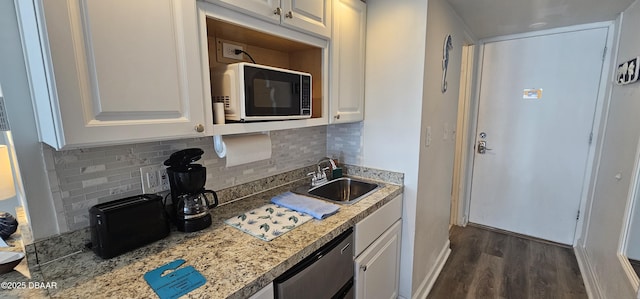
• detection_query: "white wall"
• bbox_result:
[363,0,427,297]
[579,0,640,297]
[363,0,471,297]
[413,0,469,294]
[0,0,58,240]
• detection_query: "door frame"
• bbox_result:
[452,21,617,245]
[450,44,475,226]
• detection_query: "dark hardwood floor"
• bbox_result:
[629,258,640,279]
[427,225,587,299]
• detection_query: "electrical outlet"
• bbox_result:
[159,168,169,191]
[140,165,171,194]
[147,171,158,188]
[222,42,244,60]
[216,38,247,64]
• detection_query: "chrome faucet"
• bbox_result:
[307,157,337,187]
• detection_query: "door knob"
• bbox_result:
[477,140,492,154]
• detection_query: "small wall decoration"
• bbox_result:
[617,56,639,85]
[441,34,453,93]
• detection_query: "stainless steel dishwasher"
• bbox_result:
[274,228,354,298]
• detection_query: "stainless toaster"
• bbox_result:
[89,194,169,259]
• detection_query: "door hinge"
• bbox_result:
[577,210,580,220]
[588,132,593,145]
[602,46,607,61]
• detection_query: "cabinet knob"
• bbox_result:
[285,11,293,18]
[195,124,204,133]
[274,7,282,15]
[360,265,367,272]
[334,114,341,120]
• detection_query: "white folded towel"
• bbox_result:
[271,192,340,219]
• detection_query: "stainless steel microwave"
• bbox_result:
[211,62,312,122]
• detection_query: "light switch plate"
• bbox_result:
[140,165,170,194]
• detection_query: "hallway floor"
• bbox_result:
[427,225,587,299]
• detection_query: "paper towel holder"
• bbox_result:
[213,135,227,158]
[213,132,271,159]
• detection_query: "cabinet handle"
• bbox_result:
[285,11,293,18]
[195,124,204,133]
[360,265,367,272]
[274,7,282,15]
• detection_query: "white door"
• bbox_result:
[468,27,608,244]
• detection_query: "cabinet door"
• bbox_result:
[40,0,205,149]
[330,0,366,123]
[282,0,331,38]
[205,0,281,24]
[354,220,401,299]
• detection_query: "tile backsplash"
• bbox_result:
[327,122,364,165]
[43,126,327,232]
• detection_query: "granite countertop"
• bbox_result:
[24,176,402,298]
[1,207,49,298]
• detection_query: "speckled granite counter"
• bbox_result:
[0,207,49,298]
[9,169,402,298]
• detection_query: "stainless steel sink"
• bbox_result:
[294,177,380,205]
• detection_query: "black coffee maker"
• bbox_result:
[164,148,218,232]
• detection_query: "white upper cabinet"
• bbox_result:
[282,0,331,38]
[23,0,206,149]
[205,0,331,38]
[330,0,366,123]
[208,0,281,24]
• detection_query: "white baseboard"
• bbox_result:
[412,240,451,299]
[575,245,603,299]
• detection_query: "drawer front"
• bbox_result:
[354,194,402,256]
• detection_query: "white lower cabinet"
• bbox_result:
[354,194,402,299]
[355,221,401,299]
[249,282,274,299]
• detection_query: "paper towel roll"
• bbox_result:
[221,134,272,167]
[213,102,225,125]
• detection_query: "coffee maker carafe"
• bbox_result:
[164,148,218,232]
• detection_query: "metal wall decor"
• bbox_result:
[441,34,453,93]
[617,56,639,85]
